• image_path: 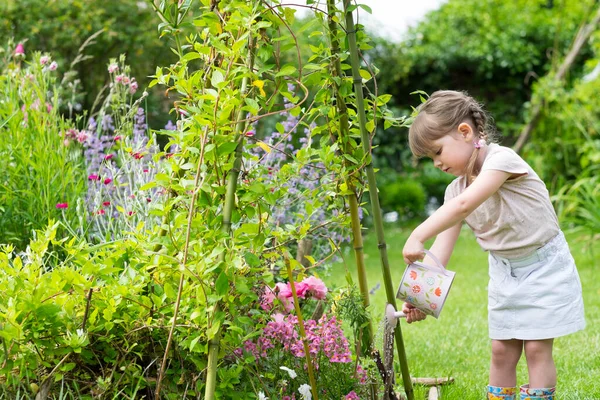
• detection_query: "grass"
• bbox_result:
[323,224,600,400]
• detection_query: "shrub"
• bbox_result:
[378,175,427,219]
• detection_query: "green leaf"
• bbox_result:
[189,336,201,352]
[244,252,261,267]
[215,271,229,296]
[358,4,372,14]
[182,52,201,62]
[139,181,157,191]
[211,69,224,87]
[359,69,372,82]
[218,141,238,156]
[164,282,176,299]
[276,65,297,77]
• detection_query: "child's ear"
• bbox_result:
[457,122,474,141]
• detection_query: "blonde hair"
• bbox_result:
[408,90,497,183]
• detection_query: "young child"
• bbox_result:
[401,90,585,400]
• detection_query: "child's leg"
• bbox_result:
[489,339,523,386]
[524,339,556,387]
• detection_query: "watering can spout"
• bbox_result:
[385,304,406,329]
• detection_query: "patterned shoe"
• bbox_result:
[487,385,517,400]
[520,384,556,400]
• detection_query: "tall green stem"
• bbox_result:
[342,2,414,399]
[204,35,256,400]
[326,0,373,356]
[286,259,319,400]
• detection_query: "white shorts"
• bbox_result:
[488,231,586,340]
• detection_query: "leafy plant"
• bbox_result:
[0,43,86,249]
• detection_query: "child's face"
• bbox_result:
[427,123,476,176]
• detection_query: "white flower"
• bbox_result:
[279,366,297,379]
[298,384,312,400]
[258,391,268,400]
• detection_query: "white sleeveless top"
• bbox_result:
[444,144,560,258]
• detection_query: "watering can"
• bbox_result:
[390,249,455,321]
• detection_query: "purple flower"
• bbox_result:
[164,120,176,131]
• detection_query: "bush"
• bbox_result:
[378,174,427,219]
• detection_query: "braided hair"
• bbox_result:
[408,90,497,184]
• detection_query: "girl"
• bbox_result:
[401,90,585,400]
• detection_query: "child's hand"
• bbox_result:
[402,302,427,324]
[402,235,425,264]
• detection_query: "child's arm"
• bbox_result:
[403,169,511,264]
[403,222,461,323]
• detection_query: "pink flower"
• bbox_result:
[56,202,68,209]
[276,282,293,298]
[294,282,309,299]
[14,43,25,57]
[108,63,119,73]
[127,211,135,216]
[131,152,144,159]
[272,313,285,323]
[345,391,360,400]
[102,201,111,206]
[104,154,114,161]
[115,74,124,83]
[46,103,53,113]
[76,130,89,143]
[48,61,58,71]
[97,209,105,215]
[129,79,138,94]
[302,276,328,300]
[260,286,276,310]
[114,135,122,141]
[40,55,50,65]
[245,130,255,137]
[103,178,112,185]
[88,174,100,181]
[143,169,149,173]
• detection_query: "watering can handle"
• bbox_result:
[422,249,447,274]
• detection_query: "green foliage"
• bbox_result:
[0,0,177,125]
[0,48,86,249]
[0,0,403,397]
[365,0,597,175]
[378,174,427,219]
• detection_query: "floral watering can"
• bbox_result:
[395,250,455,319]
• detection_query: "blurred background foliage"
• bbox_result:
[1,0,599,231]
[0,0,179,128]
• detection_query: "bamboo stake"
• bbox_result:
[513,5,600,153]
[342,2,414,399]
[287,258,319,400]
[204,35,256,400]
[326,0,374,356]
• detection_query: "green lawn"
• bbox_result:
[324,225,600,400]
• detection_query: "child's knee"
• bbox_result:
[524,340,553,364]
[491,340,523,366]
